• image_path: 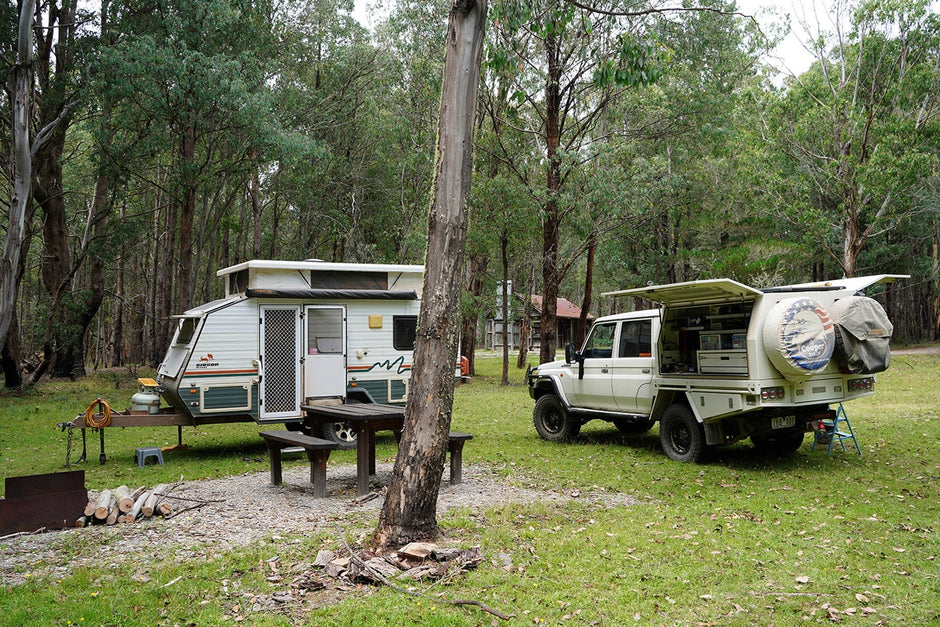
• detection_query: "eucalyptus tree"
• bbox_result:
[596,0,766,290]
[486,0,668,364]
[1,0,36,386]
[375,0,487,548]
[371,0,451,262]
[769,0,939,278]
[92,0,281,362]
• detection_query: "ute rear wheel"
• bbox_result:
[659,404,708,463]
[533,394,581,442]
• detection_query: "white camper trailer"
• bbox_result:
[154,260,425,446]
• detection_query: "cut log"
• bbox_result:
[127,490,150,523]
[158,501,172,517]
[114,485,134,513]
[75,516,88,527]
[131,485,147,500]
[106,505,118,525]
[83,494,96,517]
[142,484,167,517]
[94,489,112,520]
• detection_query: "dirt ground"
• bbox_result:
[0,462,639,588]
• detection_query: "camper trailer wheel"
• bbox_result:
[322,421,357,449]
[285,422,313,436]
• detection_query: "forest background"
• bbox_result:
[1,0,938,388]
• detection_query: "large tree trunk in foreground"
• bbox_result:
[374,0,486,548]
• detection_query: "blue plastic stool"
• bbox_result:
[135,446,164,467]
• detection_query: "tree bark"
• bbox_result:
[0,0,35,357]
[577,235,595,346]
[374,0,486,549]
[500,232,510,385]
[251,147,263,259]
[177,124,197,313]
[539,31,562,365]
[460,251,488,376]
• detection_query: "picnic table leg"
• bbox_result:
[449,440,465,485]
[306,449,329,498]
[368,427,378,475]
[267,444,283,485]
[356,427,372,496]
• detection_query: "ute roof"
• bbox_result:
[603,274,908,307]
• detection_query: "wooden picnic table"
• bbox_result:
[302,403,405,496]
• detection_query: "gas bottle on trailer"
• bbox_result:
[131,378,161,414]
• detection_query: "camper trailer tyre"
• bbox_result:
[322,421,357,449]
[285,422,313,436]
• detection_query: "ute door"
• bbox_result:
[570,321,619,411]
[303,305,347,401]
[259,306,302,421]
[611,318,656,415]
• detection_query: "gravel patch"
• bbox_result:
[0,461,639,587]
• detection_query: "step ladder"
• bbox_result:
[812,403,861,457]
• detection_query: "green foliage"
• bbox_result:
[593,34,669,88]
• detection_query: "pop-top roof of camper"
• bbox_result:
[219,259,425,300]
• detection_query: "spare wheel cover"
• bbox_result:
[762,297,835,380]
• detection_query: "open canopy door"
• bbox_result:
[604,279,762,308]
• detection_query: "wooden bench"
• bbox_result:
[259,431,339,498]
[447,432,473,485]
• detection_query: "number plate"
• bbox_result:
[771,415,796,430]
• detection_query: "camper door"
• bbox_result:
[304,305,347,402]
[259,306,302,421]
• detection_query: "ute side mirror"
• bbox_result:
[565,343,586,380]
[565,343,580,364]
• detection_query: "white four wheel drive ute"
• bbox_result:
[526,275,905,462]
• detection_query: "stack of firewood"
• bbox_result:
[75,484,174,527]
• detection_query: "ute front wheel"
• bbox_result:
[533,394,581,442]
[659,404,708,463]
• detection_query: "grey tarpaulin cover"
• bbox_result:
[829,296,893,373]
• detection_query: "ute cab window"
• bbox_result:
[582,322,616,358]
[618,320,652,358]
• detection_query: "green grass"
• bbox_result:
[1,353,938,625]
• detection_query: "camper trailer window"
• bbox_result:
[176,317,198,344]
[393,316,418,350]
